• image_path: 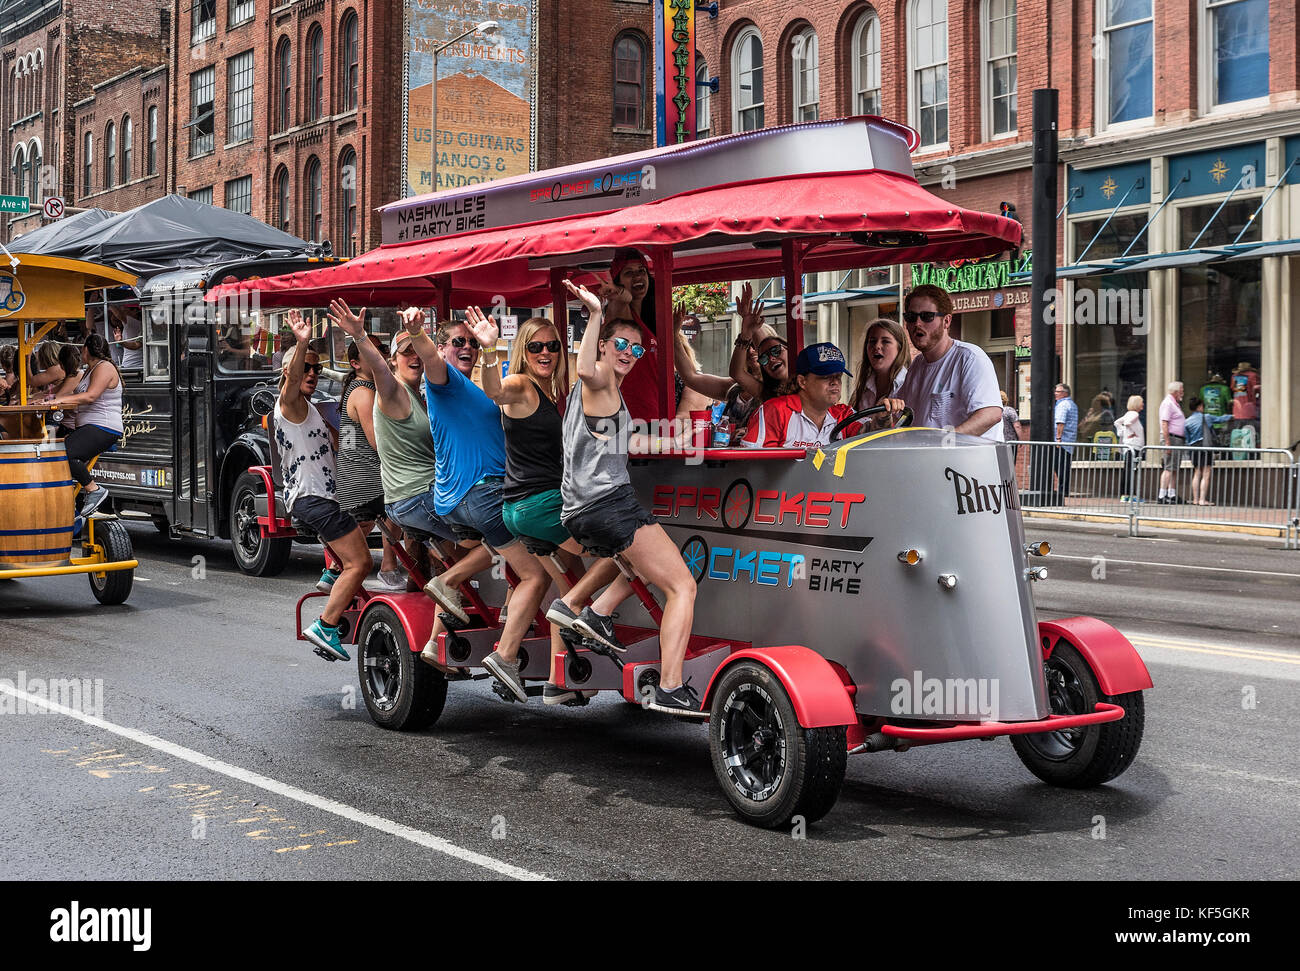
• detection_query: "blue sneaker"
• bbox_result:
[303,619,349,662]
[73,514,86,536]
[316,568,340,593]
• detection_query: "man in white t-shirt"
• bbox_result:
[883,284,1003,441]
[110,309,144,370]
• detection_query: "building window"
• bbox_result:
[121,116,133,182]
[147,106,158,175]
[910,0,949,148]
[229,0,254,26]
[339,148,357,257]
[275,39,292,131]
[228,50,255,143]
[104,122,116,189]
[696,55,710,137]
[275,166,290,233]
[306,156,322,241]
[190,66,215,157]
[1204,0,1268,107]
[12,145,26,200]
[1100,0,1153,126]
[191,0,216,46]
[341,12,359,111]
[613,33,645,129]
[307,25,324,122]
[82,131,92,196]
[225,175,252,216]
[853,9,882,115]
[189,186,213,205]
[984,0,1018,137]
[792,27,819,122]
[28,140,41,202]
[732,26,764,132]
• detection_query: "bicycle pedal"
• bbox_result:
[311,647,339,663]
[580,636,625,668]
[439,611,472,632]
[563,692,592,708]
[489,680,522,703]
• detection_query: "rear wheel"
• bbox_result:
[230,471,292,577]
[89,519,134,605]
[708,660,846,829]
[1012,642,1145,787]
[356,603,446,731]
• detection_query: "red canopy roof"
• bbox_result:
[209,169,1021,308]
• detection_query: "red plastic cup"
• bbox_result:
[690,410,711,450]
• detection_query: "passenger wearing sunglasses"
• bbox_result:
[671,304,761,444]
[882,284,1004,441]
[560,281,703,717]
[729,283,797,405]
[274,310,372,664]
[742,342,864,449]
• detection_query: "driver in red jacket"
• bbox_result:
[742,342,862,448]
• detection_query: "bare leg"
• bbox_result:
[620,524,695,688]
[562,557,623,611]
[320,529,370,626]
[493,541,548,663]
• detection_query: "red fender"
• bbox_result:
[359,593,443,653]
[702,646,858,729]
[1039,617,1153,696]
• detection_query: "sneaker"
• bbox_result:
[482,650,527,702]
[73,514,86,536]
[545,598,580,630]
[366,569,407,593]
[573,607,627,654]
[81,487,110,517]
[303,619,350,662]
[648,679,707,718]
[316,568,340,593]
[423,575,469,624]
[543,683,594,706]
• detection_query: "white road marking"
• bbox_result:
[0,683,547,881]
[1048,553,1300,580]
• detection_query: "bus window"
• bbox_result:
[217,306,281,374]
[108,301,144,372]
[145,303,170,379]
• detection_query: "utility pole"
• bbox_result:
[1029,88,1059,500]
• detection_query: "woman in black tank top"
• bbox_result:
[472,310,623,705]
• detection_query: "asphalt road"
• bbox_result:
[1,520,1296,881]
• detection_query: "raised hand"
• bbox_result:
[398,306,428,335]
[465,305,498,349]
[673,302,687,333]
[327,298,367,338]
[737,282,761,338]
[563,278,602,315]
[286,309,312,344]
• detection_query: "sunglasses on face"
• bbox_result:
[526,340,562,354]
[303,363,323,376]
[903,311,942,324]
[444,336,474,348]
[608,336,646,358]
[758,345,786,367]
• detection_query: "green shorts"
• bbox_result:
[502,489,572,554]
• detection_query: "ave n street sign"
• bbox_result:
[0,194,30,215]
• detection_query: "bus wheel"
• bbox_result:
[230,471,291,577]
[357,603,446,731]
[708,660,846,829]
[89,519,134,606]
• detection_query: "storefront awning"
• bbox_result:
[1115,247,1233,273]
[1225,238,1300,261]
[802,285,900,306]
[1054,259,1142,280]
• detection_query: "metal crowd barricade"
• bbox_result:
[1011,438,1299,547]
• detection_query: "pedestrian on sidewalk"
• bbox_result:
[1114,395,1145,501]
[1185,395,1228,506]
[1052,383,1078,506]
[1158,382,1186,504]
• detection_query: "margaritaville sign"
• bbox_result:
[910,251,1031,293]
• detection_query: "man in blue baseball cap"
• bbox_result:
[743,341,864,448]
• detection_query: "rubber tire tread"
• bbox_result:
[357,604,447,732]
[230,471,292,577]
[89,519,134,606]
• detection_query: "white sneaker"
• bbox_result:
[423,575,469,624]
[365,569,407,593]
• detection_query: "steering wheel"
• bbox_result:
[830,403,913,441]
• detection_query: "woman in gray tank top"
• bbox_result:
[559,280,703,717]
[45,333,123,520]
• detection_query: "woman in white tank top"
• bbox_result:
[45,333,123,518]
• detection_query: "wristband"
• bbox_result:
[734,337,751,348]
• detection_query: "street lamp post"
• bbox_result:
[430,20,500,193]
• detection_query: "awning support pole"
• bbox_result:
[1057,186,1083,221]
[1074,177,1145,264]
[782,239,805,358]
[1120,172,1189,259]
[1233,156,1300,245]
[1189,173,1248,249]
[549,267,569,344]
[649,246,675,419]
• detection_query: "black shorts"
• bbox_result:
[562,484,656,559]
[291,495,359,544]
[343,494,386,523]
[1191,448,1214,469]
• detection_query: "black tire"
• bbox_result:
[230,471,292,577]
[709,660,847,829]
[356,603,447,731]
[89,519,135,606]
[1012,642,1145,788]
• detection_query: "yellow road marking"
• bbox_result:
[1129,637,1300,666]
[324,840,358,847]
[275,845,313,853]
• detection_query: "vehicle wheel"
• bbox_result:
[230,471,292,577]
[89,519,134,606]
[1012,642,1145,788]
[356,603,446,731]
[708,660,846,829]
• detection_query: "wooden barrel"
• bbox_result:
[0,440,77,569]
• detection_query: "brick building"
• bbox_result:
[72,64,168,213]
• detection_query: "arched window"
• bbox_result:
[12,145,26,200]
[275,166,291,233]
[82,131,93,197]
[305,156,322,241]
[339,148,357,256]
[909,0,949,147]
[121,115,133,181]
[146,106,158,175]
[696,55,710,137]
[341,12,359,111]
[307,25,324,122]
[52,47,60,107]
[732,27,764,131]
[983,0,1018,138]
[28,139,41,202]
[852,9,882,115]
[792,27,819,122]
[613,33,646,129]
[275,38,293,131]
[104,121,116,189]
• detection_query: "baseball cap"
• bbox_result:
[795,342,852,377]
[610,248,650,281]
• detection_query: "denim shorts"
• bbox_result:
[385,490,458,543]
[291,495,358,544]
[343,494,386,524]
[561,484,656,558]
[503,488,572,555]
[442,476,518,550]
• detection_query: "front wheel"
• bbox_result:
[708,660,846,829]
[229,471,292,577]
[1012,642,1145,787]
[356,603,447,731]
[89,519,134,605]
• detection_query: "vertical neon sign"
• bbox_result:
[661,0,696,144]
